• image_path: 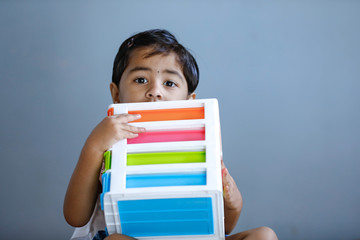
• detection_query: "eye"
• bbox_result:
[135,78,148,84]
[164,80,177,87]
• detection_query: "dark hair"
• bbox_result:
[112,29,199,94]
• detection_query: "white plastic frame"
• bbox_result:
[103,99,224,240]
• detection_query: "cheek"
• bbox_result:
[119,81,135,99]
[170,88,190,100]
[118,87,131,102]
[120,86,146,103]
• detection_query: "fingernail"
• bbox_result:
[222,167,226,176]
[133,133,139,138]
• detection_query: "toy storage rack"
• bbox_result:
[101,99,224,240]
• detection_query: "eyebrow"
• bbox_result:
[129,66,151,73]
[163,69,185,81]
[129,66,185,81]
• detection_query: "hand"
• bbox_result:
[221,159,242,211]
[86,114,146,154]
[64,113,145,227]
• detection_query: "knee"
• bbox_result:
[105,234,137,240]
[255,227,278,240]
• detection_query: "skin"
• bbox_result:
[111,47,195,103]
[64,47,277,240]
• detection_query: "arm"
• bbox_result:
[222,159,243,235]
[63,114,145,227]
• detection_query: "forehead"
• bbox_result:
[127,47,182,69]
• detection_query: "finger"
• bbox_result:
[222,167,230,187]
[124,132,140,139]
[121,124,146,133]
[224,184,231,197]
[222,168,235,192]
[223,184,232,201]
[222,167,227,181]
[221,159,226,170]
[112,113,142,123]
[224,169,237,189]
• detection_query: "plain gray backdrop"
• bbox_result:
[1,1,359,239]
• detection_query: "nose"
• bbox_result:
[145,83,163,101]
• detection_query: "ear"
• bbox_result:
[110,82,121,103]
[187,92,196,100]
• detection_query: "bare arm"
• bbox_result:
[222,160,243,235]
[63,114,145,227]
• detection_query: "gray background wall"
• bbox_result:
[1,1,359,239]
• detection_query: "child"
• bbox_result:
[64,29,278,240]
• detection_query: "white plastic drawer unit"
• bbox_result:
[100,99,225,240]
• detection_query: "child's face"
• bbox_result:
[110,47,196,103]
